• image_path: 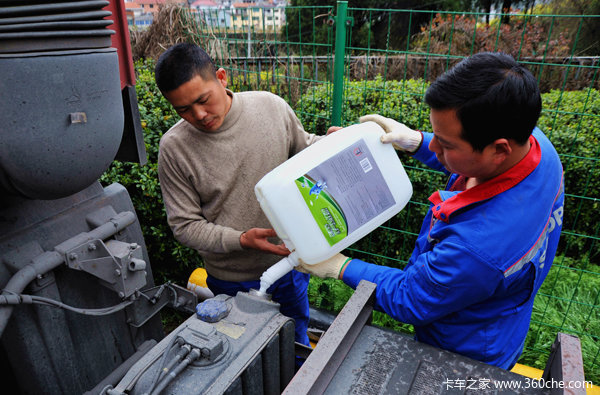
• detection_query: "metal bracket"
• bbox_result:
[284,280,376,394]
[329,15,353,27]
[64,238,147,298]
[125,283,197,328]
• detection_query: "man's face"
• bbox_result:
[163,68,231,132]
[428,108,500,182]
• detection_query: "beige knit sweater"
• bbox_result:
[158,90,320,281]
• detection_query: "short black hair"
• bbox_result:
[424,52,541,151]
[155,43,217,93]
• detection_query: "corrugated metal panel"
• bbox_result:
[0,1,114,53]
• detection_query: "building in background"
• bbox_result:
[124,0,288,30]
[125,1,154,28]
[135,0,185,15]
[192,0,233,29]
[230,1,286,31]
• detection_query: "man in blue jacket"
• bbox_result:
[299,52,564,369]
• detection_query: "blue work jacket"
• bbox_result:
[342,128,564,369]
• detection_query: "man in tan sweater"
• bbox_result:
[155,43,319,349]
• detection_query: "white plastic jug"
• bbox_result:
[254,121,413,293]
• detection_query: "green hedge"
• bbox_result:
[539,89,600,265]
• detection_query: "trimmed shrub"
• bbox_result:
[539,88,600,265]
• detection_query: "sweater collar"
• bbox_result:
[211,89,239,134]
[429,135,541,223]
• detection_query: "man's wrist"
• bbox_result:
[406,130,424,153]
[338,258,352,279]
[233,230,247,250]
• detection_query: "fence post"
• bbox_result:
[331,1,349,127]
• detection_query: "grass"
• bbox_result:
[522,260,600,383]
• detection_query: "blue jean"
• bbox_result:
[206,270,310,347]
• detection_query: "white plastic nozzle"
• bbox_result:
[257,252,299,295]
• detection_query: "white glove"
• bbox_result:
[360,114,422,153]
[296,253,352,279]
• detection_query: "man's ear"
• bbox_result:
[492,138,512,164]
[216,68,228,88]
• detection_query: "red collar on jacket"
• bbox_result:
[429,135,540,223]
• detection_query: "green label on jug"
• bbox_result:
[295,176,348,245]
[294,139,395,246]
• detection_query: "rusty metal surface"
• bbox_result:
[283,280,377,395]
[542,333,587,395]
[325,324,549,395]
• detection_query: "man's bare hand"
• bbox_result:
[326,126,343,135]
[240,228,290,256]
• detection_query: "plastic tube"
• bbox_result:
[150,348,201,395]
[141,336,185,395]
[257,251,299,295]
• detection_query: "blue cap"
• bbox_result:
[195,299,229,323]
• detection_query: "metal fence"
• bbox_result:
[178,2,600,383]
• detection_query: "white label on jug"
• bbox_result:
[294,139,396,246]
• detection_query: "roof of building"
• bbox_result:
[125,2,142,9]
[232,1,276,8]
[192,0,219,6]
[136,0,186,5]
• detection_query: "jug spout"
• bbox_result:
[257,252,299,295]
